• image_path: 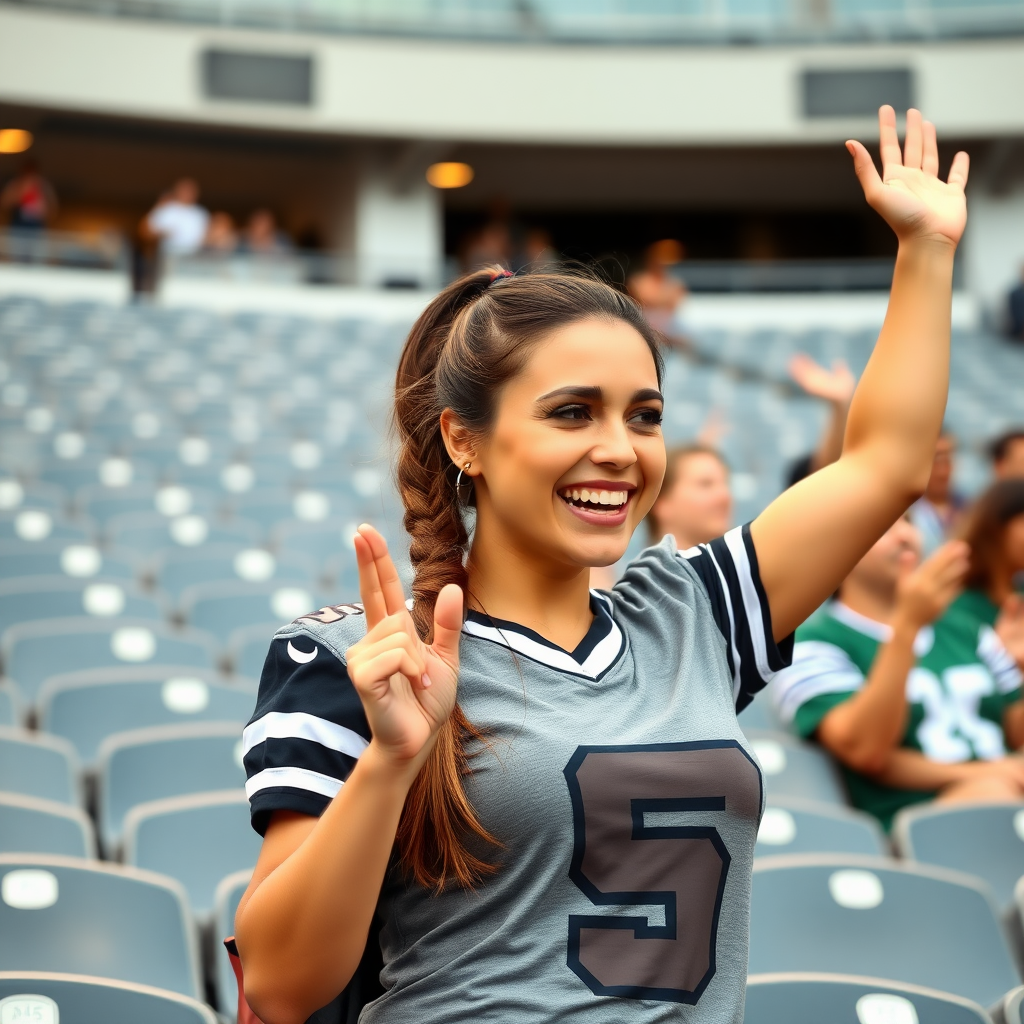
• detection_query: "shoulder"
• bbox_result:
[273,602,368,661]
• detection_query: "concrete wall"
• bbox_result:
[3,7,1024,146]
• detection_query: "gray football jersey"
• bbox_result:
[243,524,791,1023]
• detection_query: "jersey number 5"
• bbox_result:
[563,741,762,1004]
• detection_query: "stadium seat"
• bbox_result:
[228,621,286,679]
[152,543,314,601]
[0,727,79,805]
[745,972,992,1024]
[0,539,137,582]
[998,985,1024,1024]
[749,853,1019,1006]
[0,854,202,999]
[123,791,262,920]
[0,510,92,544]
[1,617,217,706]
[0,793,95,858]
[755,798,887,859]
[745,730,848,805]
[180,580,318,639]
[108,511,262,552]
[737,695,784,732]
[0,972,218,1024]
[893,802,1024,912]
[0,680,18,726]
[0,576,164,635]
[97,723,247,852]
[77,482,213,527]
[213,869,251,1017]
[38,666,256,768]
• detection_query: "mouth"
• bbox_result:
[557,483,635,527]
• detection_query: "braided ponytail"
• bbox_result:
[392,266,663,890]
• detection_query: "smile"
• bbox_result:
[556,484,634,527]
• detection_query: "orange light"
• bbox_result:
[0,129,33,154]
[426,162,474,189]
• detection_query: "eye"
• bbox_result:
[630,407,663,428]
[549,403,592,422]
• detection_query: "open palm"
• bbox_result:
[345,525,461,768]
[848,106,969,248]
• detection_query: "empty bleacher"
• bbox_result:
[2,292,1024,1019]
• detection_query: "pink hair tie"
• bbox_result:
[488,269,514,286]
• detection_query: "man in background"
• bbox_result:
[991,429,1024,480]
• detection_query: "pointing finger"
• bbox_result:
[947,151,970,191]
[877,105,902,176]
[354,530,388,630]
[359,524,409,620]
[903,108,924,171]
[922,120,939,177]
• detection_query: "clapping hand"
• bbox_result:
[847,106,969,249]
[345,525,462,773]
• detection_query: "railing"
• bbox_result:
[0,228,129,271]
[5,0,1024,43]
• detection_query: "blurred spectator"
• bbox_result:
[1008,264,1024,341]
[908,429,964,556]
[463,219,513,272]
[627,239,689,352]
[144,178,209,256]
[771,519,1024,830]
[784,355,856,487]
[990,428,1024,480]
[519,228,559,273]
[647,443,732,548]
[243,209,290,255]
[204,211,238,253]
[0,160,58,230]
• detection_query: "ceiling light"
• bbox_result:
[426,162,474,189]
[0,129,33,154]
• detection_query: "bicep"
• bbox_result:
[751,453,912,640]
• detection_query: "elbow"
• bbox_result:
[817,725,888,776]
[842,745,890,776]
[236,950,358,1024]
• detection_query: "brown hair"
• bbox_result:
[392,266,663,890]
[646,443,728,544]
[960,478,1024,593]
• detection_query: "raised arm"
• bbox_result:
[752,107,969,640]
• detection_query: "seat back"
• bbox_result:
[181,580,317,640]
[756,798,886,859]
[0,540,136,582]
[0,727,78,805]
[893,801,1024,911]
[98,723,247,852]
[745,972,992,1024]
[750,854,1019,1007]
[124,791,261,920]
[214,870,251,1017]
[0,576,163,635]
[0,854,202,999]
[0,973,218,1024]
[745,730,848,805]
[0,794,94,858]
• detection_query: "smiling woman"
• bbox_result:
[233,107,969,1024]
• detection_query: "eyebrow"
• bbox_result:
[536,386,664,404]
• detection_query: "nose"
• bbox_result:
[589,418,638,470]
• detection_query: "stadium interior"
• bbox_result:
[3,1,1024,1022]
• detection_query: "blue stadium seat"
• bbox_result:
[1000,985,1024,1024]
[274,519,354,564]
[0,539,137,582]
[77,483,214,528]
[756,798,887,859]
[97,723,247,852]
[0,727,79,805]
[749,854,1019,1006]
[1,617,218,706]
[893,801,1024,912]
[738,695,784,733]
[0,681,18,726]
[745,730,848,805]
[228,621,289,679]
[745,972,991,1024]
[38,666,256,769]
[0,510,92,544]
[0,576,164,635]
[0,478,66,514]
[0,972,218,1024]
[0,793,95,858]
[123,791,262,921]
[181,580,318,640]
[108,511,262,552]
[0,854,202,999]
[213,869,251,1018]
[153,543,314,602]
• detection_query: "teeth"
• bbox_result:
[572,489,580,501]
[559,487,630,507]
[580,489,590,502]
[599,490,610,505]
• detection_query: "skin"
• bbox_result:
[236,107,970,1024]
[788,354,856,475]
[995,438,1024,481]
[923,433,956,506]
[651,450,732,549]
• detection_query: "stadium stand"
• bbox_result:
[213,870,251,1018]
[755,798,887,859]
[744,729,848,805]
[998,985,1024,1024]
[0,793,95,858]
[749,854,1020,1006]
[0,727,79,805]
[745,973,992,1024]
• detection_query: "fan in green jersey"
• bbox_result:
[772,508,1024,831]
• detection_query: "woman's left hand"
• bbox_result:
[847,106,969,249]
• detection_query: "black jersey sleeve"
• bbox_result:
[679,522,794,712]
[242,629,370,835]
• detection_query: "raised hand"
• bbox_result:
[847,106,969,248]
[894,539,969,630]
[788,354,856,405]
[345,524,462,773]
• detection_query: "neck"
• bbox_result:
[838,578,897,626]
[466,517,595,652]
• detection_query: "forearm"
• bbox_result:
[236,744,414,1024]
[870,747,968,791]
[1005,702,1024,751]
[817,620,916,772]
[843,241,954,494]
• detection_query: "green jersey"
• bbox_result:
[771,591,1022,830]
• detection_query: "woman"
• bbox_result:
[235,108,969,1024]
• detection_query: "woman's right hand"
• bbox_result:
[345,524,462,776]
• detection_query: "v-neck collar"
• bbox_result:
[462,591,625,680]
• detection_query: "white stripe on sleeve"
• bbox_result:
[242,711,369,759]
[245,765,345,800]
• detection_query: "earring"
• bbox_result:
[455,461,471,492]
